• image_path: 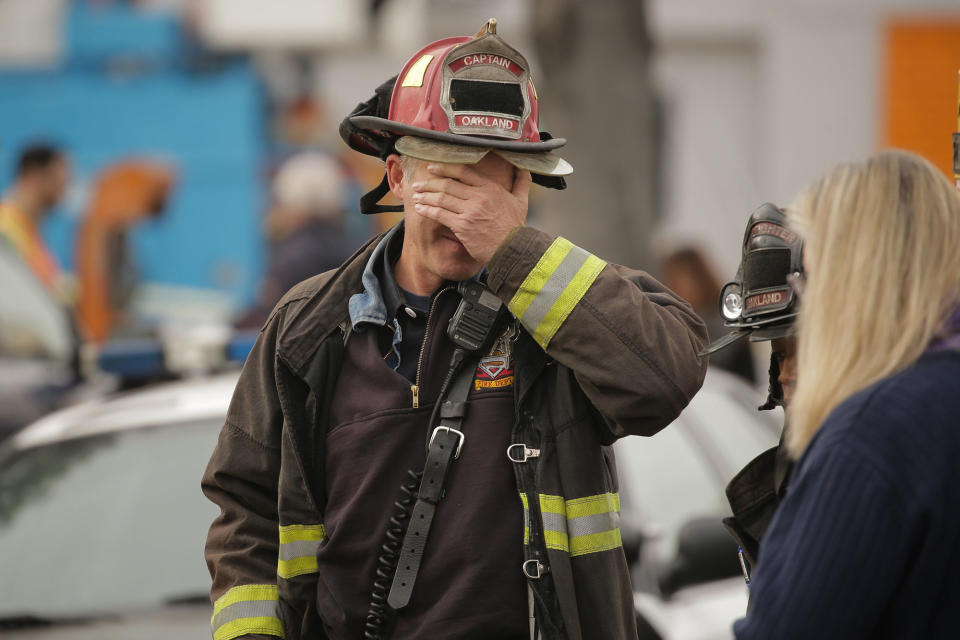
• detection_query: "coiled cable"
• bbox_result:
[363,348,466,639]
[363,469,422,639]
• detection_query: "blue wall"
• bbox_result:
[0,5,266,308]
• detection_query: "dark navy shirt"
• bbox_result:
[372,225,438,381]
[735,350,960,639]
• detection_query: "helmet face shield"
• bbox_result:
[440,36,533,140]
[700,203,804,356]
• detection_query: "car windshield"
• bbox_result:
[0,419,220,618]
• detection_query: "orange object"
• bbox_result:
[954,69,960,191]
[882,16,960,181]
[75,161,175,342]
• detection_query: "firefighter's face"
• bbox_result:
[771,337,797,407]
[386,152,515,293]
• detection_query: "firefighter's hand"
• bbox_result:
[411,163,531,266]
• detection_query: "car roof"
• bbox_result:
[9,372,239,451]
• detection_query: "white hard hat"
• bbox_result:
[272,153,346,219]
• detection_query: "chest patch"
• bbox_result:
[474,329,515,391]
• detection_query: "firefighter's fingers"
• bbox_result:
[414,203,463,230]
[511,170,532,204]
[411,177,472,200]
[412,189,468,215]
[426,162,486,187]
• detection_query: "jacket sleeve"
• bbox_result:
[487,226,708,439]
[202,312,288,640]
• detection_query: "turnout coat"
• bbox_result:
[202,226,708,640]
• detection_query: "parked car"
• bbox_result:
[0,374,235,639]
[617,367,781,639]
[0,367,777,638]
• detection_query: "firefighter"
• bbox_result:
[202,20,707,640]
[734,150,960,639]
[699,202,802,585]
[0,143,71,301]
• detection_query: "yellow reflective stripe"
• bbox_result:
[537,493,622,556]
[213,616,284,640]
[519,492,530,545]
[531,255,606,348]
[401,54,434,87]
[213,584,279,618]
[507,237,607,350]
[277,523,324,578]
[278,523,325,544]
[569,528,623,557]
[277,555,318,579]
[211,584,283,640]
[538,494,566,516]
[564,492,620,518]
[543,529,569,552]
[540,494,569,552]
[508,237,574,321]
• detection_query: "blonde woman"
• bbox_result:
[734,149,960,639]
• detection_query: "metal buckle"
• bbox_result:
[429,426,465,459]
[522,559,545,579]
[506,443,540,463]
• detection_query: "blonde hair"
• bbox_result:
[786,149,960,457]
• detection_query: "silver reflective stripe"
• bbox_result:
[542,510,621,542]
[279,538,321,561]
[566,510,620,538]
[211,598,282,631]
[518,245,592,334]
[541,511,566,537]
[539,492,622,555]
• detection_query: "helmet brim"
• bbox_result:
[394,136,573,177]
[749,324,796,342]
[350,115,567,153]
[699,328,751,356]
[700,321,797,357]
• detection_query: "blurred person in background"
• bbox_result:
[735,150,960,639]
[0,143,77,436]
[0,143,71,301]
[698,203,801,588]
[663,246,756,383]
[237,152,355,329]
[203,19,707,640]
[75,160,175,342]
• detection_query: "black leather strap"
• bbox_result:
[361,173,404,215]
[387,360,477,610]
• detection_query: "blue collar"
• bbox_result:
[348,222,403,328]
[347,220,488,329]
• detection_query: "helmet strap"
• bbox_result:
[360,173,405,215]
[758,351,784,411]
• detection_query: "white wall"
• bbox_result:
[649,0,960,279]
[0,0,65,67]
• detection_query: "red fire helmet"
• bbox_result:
[341,19,571,213]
